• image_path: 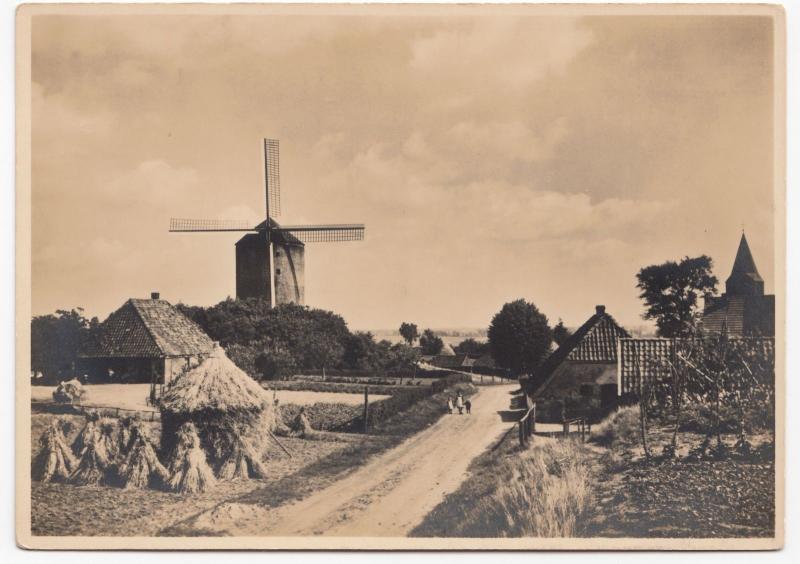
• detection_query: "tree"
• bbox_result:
[31,308,99,381]
[254,346,298,381]
[454,338,490,357]
[552,319,572,347]
[419,329,444,355]
[399,322,419,346]
[636,255,718,337]
[488,299,552,377]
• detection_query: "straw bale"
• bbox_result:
[32,418,77,483]
[216,435,269,480]
[117,424,169,490]
[68,439,111,485]
[166,422,216,494]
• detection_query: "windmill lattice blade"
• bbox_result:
[275,224,365,243]
[264,138,281,218]
[169,218,258,232]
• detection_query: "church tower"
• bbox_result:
[725,233,765,296]
[703,232,774,336]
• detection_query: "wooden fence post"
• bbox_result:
[363,385,369,434]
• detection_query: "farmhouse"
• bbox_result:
[702,232,775,336]
[78,293,215,387]
[527,305,630,421]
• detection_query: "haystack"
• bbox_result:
[159,344,273,477]
[32,418,77,483]
[117,422,169,489]
[166,422,216,493]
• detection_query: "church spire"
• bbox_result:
[725,232,764,296]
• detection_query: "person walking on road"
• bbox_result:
[465,398,472,415]
[456,393,464,415]
[447,397,454,414]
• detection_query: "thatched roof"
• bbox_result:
[159,344,267,414]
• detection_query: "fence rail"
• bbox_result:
[563,416,590,442]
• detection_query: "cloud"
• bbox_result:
[410,18,594,90]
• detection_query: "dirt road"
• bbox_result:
[192,383,518,536]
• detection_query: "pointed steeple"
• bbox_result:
[725,232,764,296]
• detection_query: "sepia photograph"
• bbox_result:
[14,2,785,550]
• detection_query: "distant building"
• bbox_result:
[527,305,630,421]
[703,233,774,336]
[79,293,215,386]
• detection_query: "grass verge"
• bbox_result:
[412,432,592,538]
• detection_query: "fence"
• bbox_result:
[562,416,590,442]
[75,403,160,421]
[518,403,536,447]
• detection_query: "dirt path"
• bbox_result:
[191,383,518,537]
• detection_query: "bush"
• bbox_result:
[589,405,640,449]
[677,402,774,435]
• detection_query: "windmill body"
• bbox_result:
[235,221,305,304]
[170,139,364,307]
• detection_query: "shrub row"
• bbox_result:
[263,380,404,396]
[278,373,474,434]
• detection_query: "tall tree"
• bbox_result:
[552,319,572,347]
[398,322,419,346]
[488,299,552,377]
[31,308,98,381]
[636,255,718,337]
[419,329,444,355]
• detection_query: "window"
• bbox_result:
[275,268,281,275]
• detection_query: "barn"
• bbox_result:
[78,293,215,389]
[527,305,630,421]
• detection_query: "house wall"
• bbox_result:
[534,361,619,422]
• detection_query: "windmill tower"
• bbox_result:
[169,139,365,307]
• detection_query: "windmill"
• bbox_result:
[169,139,365,307]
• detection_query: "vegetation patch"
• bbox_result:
[412,434,592,537]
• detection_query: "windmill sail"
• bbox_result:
[274,224,365,243]
[169,218,257,232]
[264,138,280,218]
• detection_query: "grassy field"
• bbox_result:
[30,380,476,537]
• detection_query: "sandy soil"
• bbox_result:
[187,383,518,536]
[31,383,385,410]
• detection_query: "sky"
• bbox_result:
[30,11,776,331]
